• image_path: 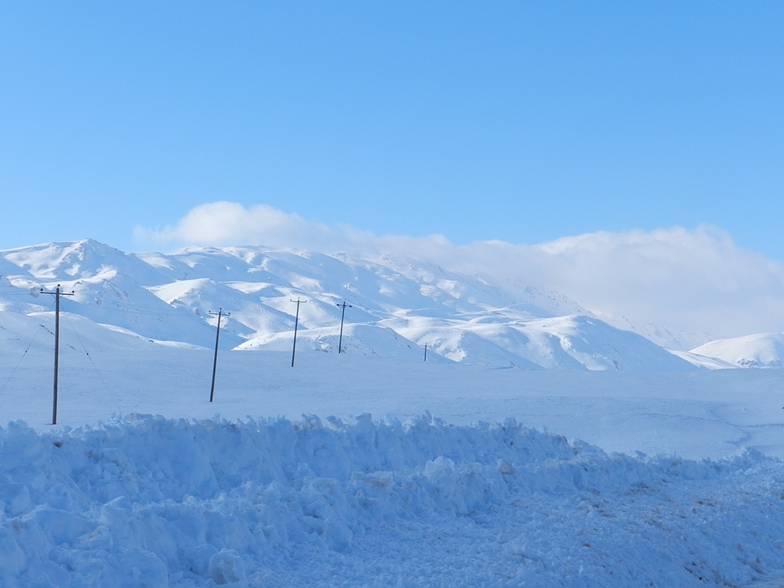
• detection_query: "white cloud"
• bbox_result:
[134,201,341,251]
[453,227,784,340]
[135,202,784,341]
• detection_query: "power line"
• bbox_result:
[0,299,53,397]
[61,299,187,316]
[0,284,197,315]
[63,312,123,416]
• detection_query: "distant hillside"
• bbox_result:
[0,239,697,371]
[687,333,784,369]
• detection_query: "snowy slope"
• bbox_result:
[4,240,784,586]
[689,333,784,368]
[0,240,782,584]
[2,239,169,285]
[385,314,691,370]
[598,312,716,352]
[668,349,739,370]
[0,239,697,372]
[236,322,438,361]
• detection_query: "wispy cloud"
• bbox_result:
[135,202,784,339]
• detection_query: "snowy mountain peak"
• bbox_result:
[0,239,701,371]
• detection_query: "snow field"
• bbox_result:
[5,343,784,461]
[1,414,784,587]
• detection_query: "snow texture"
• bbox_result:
[2,414,784,587]
[3,239,784,586]
[690,333,784,369]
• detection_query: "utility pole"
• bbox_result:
[209,309,230,402]
[290,298,307,367]
[41,284,74,425]
[424,343,428,362]
[336,300,352,354]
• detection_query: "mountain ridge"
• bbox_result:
[0,238,765,371]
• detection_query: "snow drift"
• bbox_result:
[2,414,784,587]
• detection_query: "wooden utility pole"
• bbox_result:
[424,343,428,362]
[290,298,307,367]
[209,309,230,402]
[41,284,74,425]
[337,300,352,354]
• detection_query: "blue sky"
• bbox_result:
[1,2,783,259]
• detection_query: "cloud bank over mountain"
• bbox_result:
[135,201,784,339]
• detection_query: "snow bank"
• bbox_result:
[1,415,783,586]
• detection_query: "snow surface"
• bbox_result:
[3,240,784,585]
[3,414,784,587]
[1,342,784,584]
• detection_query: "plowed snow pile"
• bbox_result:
[2,414,783,587]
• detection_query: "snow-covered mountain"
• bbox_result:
[685,333,784,369]
[5,243,784,586]
[594,311,716,352]
[0,238,700,371]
